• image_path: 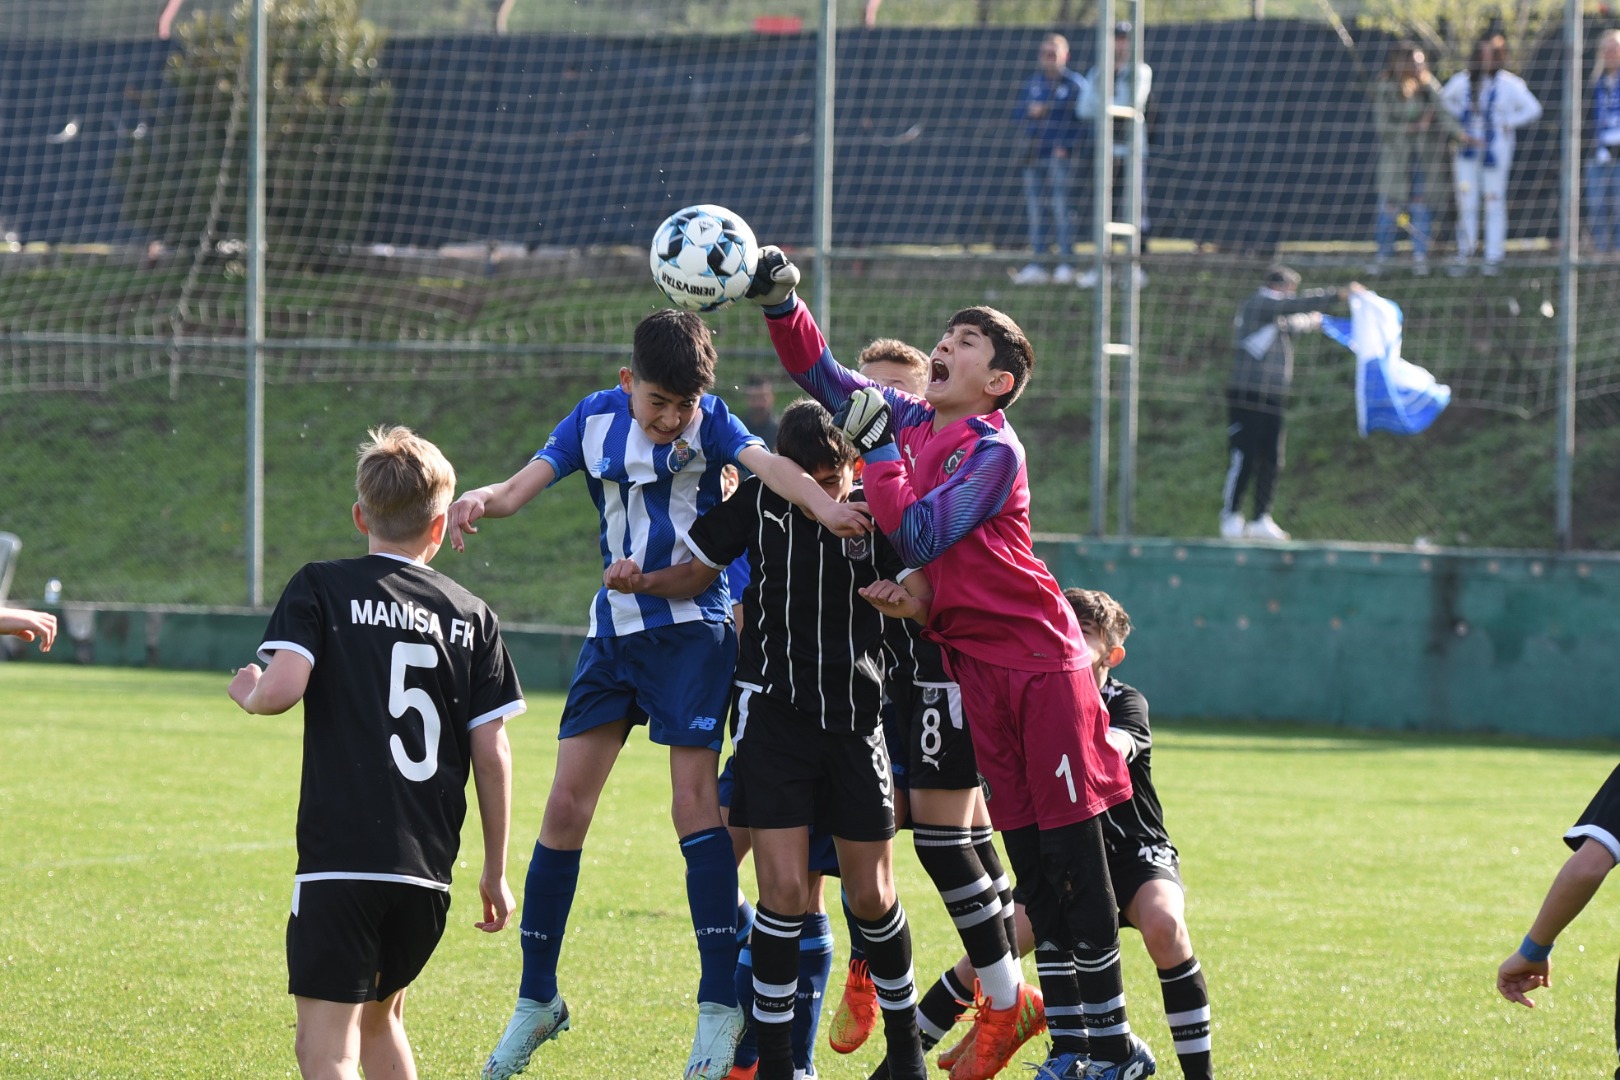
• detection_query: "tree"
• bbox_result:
[1355,0,1564,74]
[121,0,393,269]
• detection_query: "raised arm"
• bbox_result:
[737,444,871,538]
[864,435,1022,568]
[470,717,515,932]
[447,457,558,553]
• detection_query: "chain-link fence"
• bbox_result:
[0,0,1609,621]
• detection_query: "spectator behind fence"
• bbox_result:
[1076,21,1153,290]
[1589,30,1620,254]
[1370,41,1470,275]
[1440,36,1542,276]
[743,373,780,453]
[1011,33,1088,286]
[1221,266,1360,542]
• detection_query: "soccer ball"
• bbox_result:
[649,204,761,312]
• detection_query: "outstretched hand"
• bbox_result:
[1496,951,1550,1007]
[446,493,487,553]
[746,245,801,308]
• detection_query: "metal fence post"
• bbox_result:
[1557,0,1581,550]
[812,0,835,330]
[244,0,267,607]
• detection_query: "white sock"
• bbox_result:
[975,953,1024,1010]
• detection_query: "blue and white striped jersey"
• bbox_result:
[536,386,764,637]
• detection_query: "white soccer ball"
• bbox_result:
[649,204,761,312]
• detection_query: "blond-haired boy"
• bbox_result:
[229,425,525,1080]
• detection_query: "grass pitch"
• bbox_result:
[2,664,1617,1078]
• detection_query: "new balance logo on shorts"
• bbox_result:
[688,716,719,731]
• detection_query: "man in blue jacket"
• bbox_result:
[1012,33,1088,286]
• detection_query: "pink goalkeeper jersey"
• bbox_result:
[767,300,1087,672]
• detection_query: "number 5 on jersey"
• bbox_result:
[389,641,441,782]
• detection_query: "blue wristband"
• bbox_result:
[762,294,798,318]
[862,442,902,465]
[1519,934,1553,962]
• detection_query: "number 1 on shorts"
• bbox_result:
[1055,753,1076,803]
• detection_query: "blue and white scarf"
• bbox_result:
[1458,77,1498,168]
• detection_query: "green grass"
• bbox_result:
[3,665,1619,1077]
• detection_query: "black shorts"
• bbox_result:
[892,680,981,791]
[728,687,895,843]
[719,747,841,875]
[1107,841,1183,928]
[286,877,451,1003]
[1009,840,1182,925]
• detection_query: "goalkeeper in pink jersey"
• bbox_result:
[747,251,1153,1080]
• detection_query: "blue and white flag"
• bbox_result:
[1321,291,1451,438]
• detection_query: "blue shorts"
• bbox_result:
[559,621,736,751]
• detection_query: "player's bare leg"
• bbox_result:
[293,997,364,1080]
[538,721,632,848]
[357,990,416,1080]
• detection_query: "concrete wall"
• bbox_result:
[10,538,1616,739]
[1041,538,1620,738]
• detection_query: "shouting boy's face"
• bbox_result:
[620,368,700,445]
[926,323,1012,418]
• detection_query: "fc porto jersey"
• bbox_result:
[536,386,764,638]
[258,554,526,888]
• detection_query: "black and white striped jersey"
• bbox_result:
[882,614,950,687]
[1099,677,1172,854]
[258,554,525,888]
[688,477,906,733]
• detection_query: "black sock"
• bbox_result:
[1035,941,1086,1055]
[972,826,1018,960]
[1075,943,1129,1064]
[917,966,973,1046]
[1160,955,1212,1080]
[856,901,925,1079]
[913,824,1014,975]
[750,904,803,1080]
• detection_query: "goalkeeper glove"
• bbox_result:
[746,245,801,310]
[833,386,899,461]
